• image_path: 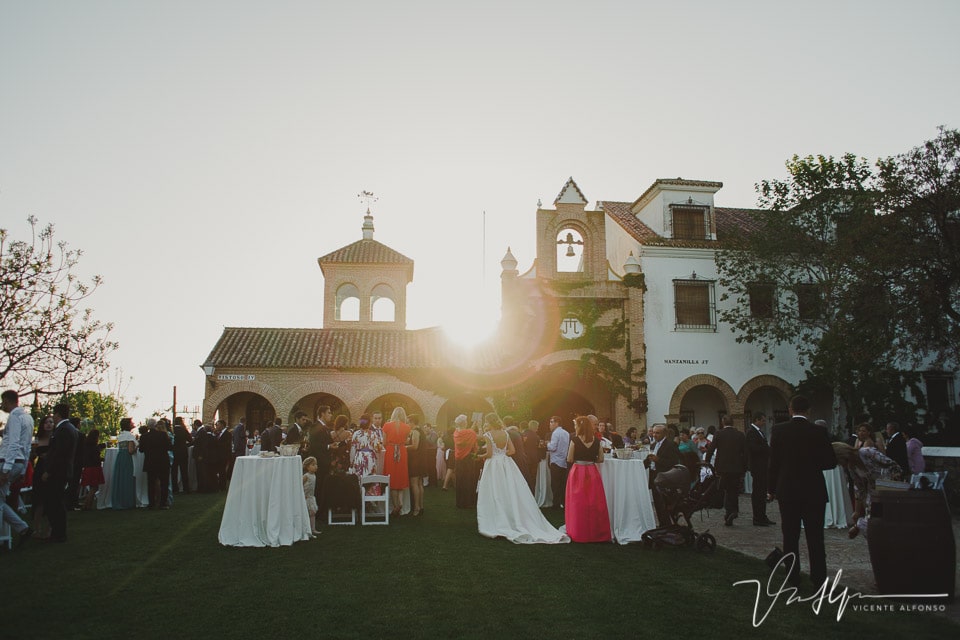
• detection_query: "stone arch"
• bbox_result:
[203,380,282,423]
[737,375,792,407]
[667,374,739,419]
[335,282,361,321]
[355,380,441,421]
[555,226,586,273]
[281,379,355,416]
[370,282,396,322]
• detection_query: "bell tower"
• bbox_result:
[317,193,414,329]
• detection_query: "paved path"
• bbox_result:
[698,494,959,625]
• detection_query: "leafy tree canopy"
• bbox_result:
[716,127,960,420]
[0,216,118,397]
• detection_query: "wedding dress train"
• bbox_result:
[476,432,569,544]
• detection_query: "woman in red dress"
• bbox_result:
[565,416,611,543]
[382,407,411,515]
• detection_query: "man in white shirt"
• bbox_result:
[0,390,34,545]
[545,416,570,510]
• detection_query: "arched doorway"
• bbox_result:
[436,393,495,430]
[530,388,594,431]
[290,392,350,424]
[214,392,276,435]
[678,385,728,431]
[743,386,789,440]
[364,393,424,424]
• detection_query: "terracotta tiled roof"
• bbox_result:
[632,178,724,210]
[715,207,765,240]
[318,239,413,265]
[203,327,511,371]
[600,201,661,243]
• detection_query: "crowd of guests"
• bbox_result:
[1,385,941,562]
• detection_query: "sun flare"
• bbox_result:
[440,310,499,349]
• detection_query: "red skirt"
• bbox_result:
[81,465,105,487]
[564,462,611,543]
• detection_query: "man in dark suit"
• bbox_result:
[172,417,193,493]
[521,420,541,493]
[644,423,681,525]
[884,421,909,473]
[228,418,246,478]
[707,415,747,526]
[286,412,307,448]
[769,395,837,588]
[309,406,336,509]
[215,420,233,489]
[745,413,775,526]
[140,418,173,509]
[44,403,79,542]
[644,423,680,483]
[260,418,282,453]
[195,421,220,492]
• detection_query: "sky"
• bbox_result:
[1,1,958,418]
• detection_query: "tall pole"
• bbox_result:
[482,210,486,292]
[172,386,177,425]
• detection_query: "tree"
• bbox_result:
[715,130,960,424]
[31,389,130,437]
[0,216,118,397]
[876,126,960,365]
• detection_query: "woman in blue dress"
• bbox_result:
[111,418,138,509]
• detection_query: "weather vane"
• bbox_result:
[358,190,378,213]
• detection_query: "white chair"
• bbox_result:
[327,507,356,525]
[361,474,390,525]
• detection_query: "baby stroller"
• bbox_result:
[641,462,718,551]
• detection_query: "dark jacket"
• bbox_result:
[745,423,770,475]
[707,426,747,474]
[769,416,836,503]
[139,429,173,473]
[173,425,193,456]
[884,432,909,474]
[47,420,80,482]
[645,437,680,481]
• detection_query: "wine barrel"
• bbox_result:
[867,489,956,602]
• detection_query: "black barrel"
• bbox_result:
[867,489,956,602]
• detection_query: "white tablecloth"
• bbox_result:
[737,468,851,529]
[97,447,150,509]
[218,456,312,547]
[599,458,658,544]
[534,458,553,508]
[822,466,853,528]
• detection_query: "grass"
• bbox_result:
[3,484,957,639]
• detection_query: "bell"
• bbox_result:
[565,244,576,257]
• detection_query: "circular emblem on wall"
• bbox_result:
[560,317,585,340]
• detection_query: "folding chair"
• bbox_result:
[327,475,359,525]
[361,474,390,525]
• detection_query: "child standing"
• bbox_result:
[80,429,106,510]
[302,456,320,536]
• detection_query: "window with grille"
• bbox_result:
[796,283,822,321]
[748,283,775,319]
[672,206,708,240]
[674,279,716,330]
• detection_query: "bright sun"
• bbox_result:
[440,308,499,349]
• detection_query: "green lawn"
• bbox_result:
[3,485,955,639]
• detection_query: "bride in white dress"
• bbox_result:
[476,413,569,544]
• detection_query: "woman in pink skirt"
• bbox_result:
[565,416,611,543]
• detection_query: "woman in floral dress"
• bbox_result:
[349,414,383,484]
